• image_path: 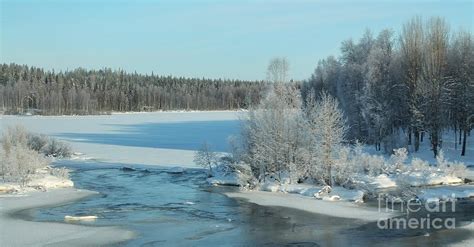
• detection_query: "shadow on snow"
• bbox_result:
[55,120,240,152]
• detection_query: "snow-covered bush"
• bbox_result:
[1,125,29,148]
[1,143,49,186]
[0,125,74,187]
[392,174,420,202]
[444,162,467,179]
[2,126,73,158]
[389,148,408,171]
[41,138,72,158]
[193,142,218,174]
[50,166,71,180]
[435,150,467,179]
[27,134,49,153]
[350,144,386,176]
[332,147,354,186]
[410,158,431,172]
[227,135,244,164]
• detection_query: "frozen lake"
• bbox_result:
[0,112,241,167]
[2,112,473,246]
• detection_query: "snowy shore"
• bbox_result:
[0,188,135,246]
[225,190,395,221]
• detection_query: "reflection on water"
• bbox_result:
[34,162,473,247]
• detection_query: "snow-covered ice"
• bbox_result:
[418,184,474,202]
[0,188,134,246]
[225,190,395,221]
[0,111,241,168]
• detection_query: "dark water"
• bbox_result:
[33,162,473,247]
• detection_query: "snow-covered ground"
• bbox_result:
[364,130,474,180]
[0,111,241,168]
[0,188,134,246]
[0,169,74,194]
[225,190,395,221]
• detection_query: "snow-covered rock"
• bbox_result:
[207,162,254,187]
[260,181,280,192]
[314,185,332,199]
[370,174,397,188]
[313,186,365,202]
[280,184,321,197]
[255,183,366,203]
[331,186,365,203]
[322,195,341,201]
[207,174,241,186]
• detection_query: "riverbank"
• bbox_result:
[225,190,396,221]
[0,188,135,246]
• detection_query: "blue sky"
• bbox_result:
[1,0,473,81]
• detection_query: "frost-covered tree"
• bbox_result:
[304,56,341,100]
[193,142,218,174]
[400,16,425,152]
[362,29,396,151]
[305,92,347,186]
[301,16,472,158]
[446,30,474,156]
[242,83,307,182]
[266,57,290,84]
[419,17,450,157]
[338,33,373,142]
[240,58,309,183]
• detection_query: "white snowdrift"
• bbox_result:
[28,174,74,190]
[206,162,254,187]
[0,188,134,246]
[418,184,474,203]
[0,167,74,194]
[207,174,241,186]
[225,190,394,221]
[360,172,463,190]
[258,181,365,203]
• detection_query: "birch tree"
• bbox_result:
[305,92,347,186]
[419,17,450,157]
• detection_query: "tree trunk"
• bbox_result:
[454,127,457,150]
[414,129,420,152]
[461,129,467,156]
[408,128,412,145]
[431,132,439,158]
[327,163,332,187]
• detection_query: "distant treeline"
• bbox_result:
[0,63,267,115]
